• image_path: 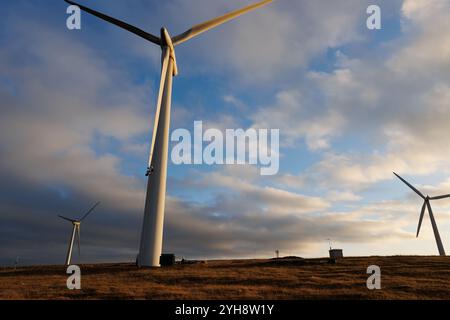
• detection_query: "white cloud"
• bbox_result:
[251,89,345,150]
[282,0,450,192]
[164,0,367,82]
[164,167,415,258]
[327,191,362,202]
[0,18,151,211]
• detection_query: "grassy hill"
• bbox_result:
[1,256,450,300]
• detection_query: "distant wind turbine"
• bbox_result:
[64,0,273,267]
[394,172,448,256]
[14,256,19,271]
[58,202,100,266]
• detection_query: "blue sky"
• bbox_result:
[1,0,450,266]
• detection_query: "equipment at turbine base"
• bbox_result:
[329,249,344,260]
[65,0,273,267]
[160,254,176,267]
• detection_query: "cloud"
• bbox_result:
[251,89,346,150]
[163,197,406,258]
[0,14,152,211]
[0,3,152,264]
[327,191,362,203]
[161,164,428,259]
[279,0,450,191]
[162,0,368,82]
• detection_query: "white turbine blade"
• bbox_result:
[430,194,450,200]
[80,201,100,221]
[426,200,446,256]
[416,201,427,237]
[172,0,273,46]
[64,0,161,45]
[58,215,75,223]
[147,48,171,171]
[393,172,426,199]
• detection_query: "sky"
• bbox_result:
[1,0,450,266]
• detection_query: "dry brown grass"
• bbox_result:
[1,256,450,300]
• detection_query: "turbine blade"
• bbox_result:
[58,215,75,223]
[417,201,427,237]
[393,172,425,199]
[172,0,273,46]
[80,201,100,221]
[430,194,450,200]
[64,0,161,45]
[147,49,171,171]
[426,200,446,256]
[76,226,81,256]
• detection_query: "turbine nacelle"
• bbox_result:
[160,28,173,49]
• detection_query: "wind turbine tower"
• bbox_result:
[65,0,274,267]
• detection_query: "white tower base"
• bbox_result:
[138,58,174,267]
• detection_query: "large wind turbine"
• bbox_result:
[394,172,448,256]
[58,202,100,265]
[65,0,273,267]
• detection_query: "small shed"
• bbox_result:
[329,249,344,259]
[160,254,176,267]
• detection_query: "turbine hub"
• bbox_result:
[160,27,178,76]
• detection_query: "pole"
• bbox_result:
[138,52,174,267]
[66,224,77,266]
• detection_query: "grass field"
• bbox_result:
[1,256,450,300]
